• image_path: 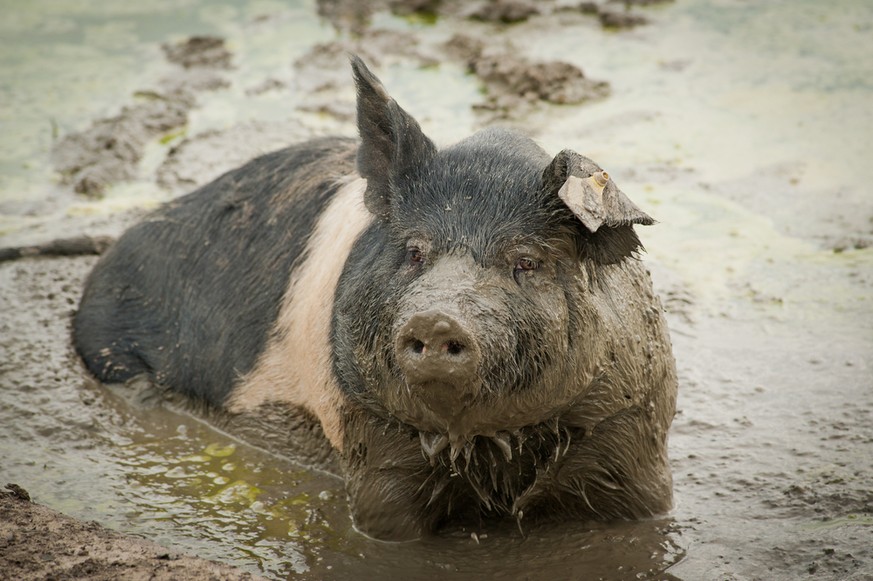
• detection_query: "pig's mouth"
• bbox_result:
[406,378,478,413]
[387,372,572,457]
[387,376,484,438]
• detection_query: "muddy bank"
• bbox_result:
[0,484,265,581]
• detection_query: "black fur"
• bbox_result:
[330,59,675,540]
[352,55,438,220]
[542,148,653,264]
[74,138,357,404]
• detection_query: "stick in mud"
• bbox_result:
[0,235,114,262]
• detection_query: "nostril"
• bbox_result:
[411,339,426,355]
[443,341,465,356]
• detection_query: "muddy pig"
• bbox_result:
[74,57,677,541]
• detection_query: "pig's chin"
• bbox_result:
[385,379,554,445]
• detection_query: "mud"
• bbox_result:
[467,1,541,24]
[0,484,265,581]
[292,31,437,121]
[52,95,188,196]
[1,0,872,579]
[448,34,610,119]
[385,0,664,28]
[598,9,649,29]
[52,36,233,197]
[312,0,613,122]
[161,35,234,70]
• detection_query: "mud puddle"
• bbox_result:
[2,0,872,579]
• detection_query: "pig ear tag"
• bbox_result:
[558,171,610,233]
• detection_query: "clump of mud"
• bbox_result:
[317,0,384,35]
[597,9,648,28]
[611,0,673,6]
[52,36,233,197]
[388,0,443,17]
[447,34,609,119]
[468,0,540,23]
[0,484,265,581]
[161,36,234,70]
[52,94,188,197]
[321,0,663,31]
[310,0,669,124]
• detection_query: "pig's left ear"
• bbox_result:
[543,149,654,232]
[543,149,654,263]
[351,56,437,220]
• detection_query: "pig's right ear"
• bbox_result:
[351,56,437,220]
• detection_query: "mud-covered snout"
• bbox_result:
[395,310,480,389]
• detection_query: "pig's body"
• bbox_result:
[74,58,677,540]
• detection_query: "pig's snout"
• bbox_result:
[395,310,480,387]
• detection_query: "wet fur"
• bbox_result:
[75,138,356,404]
[228,175,371,448]
[333,58,675,539]
[74,57,677,541]
[338,257,675,539]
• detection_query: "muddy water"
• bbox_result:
[1,0,872,579]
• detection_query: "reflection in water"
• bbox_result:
[99,382,682,579]
[96,385,343,577]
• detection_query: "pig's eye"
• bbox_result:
[515,257,539,272]
[513,257,539,283]
[407,247,426,266]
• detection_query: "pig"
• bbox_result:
[74,56,677,541]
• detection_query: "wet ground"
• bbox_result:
[1,0,872,579]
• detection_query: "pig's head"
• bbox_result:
[333,57,655,451]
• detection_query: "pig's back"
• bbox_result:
[73,137,357,406]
